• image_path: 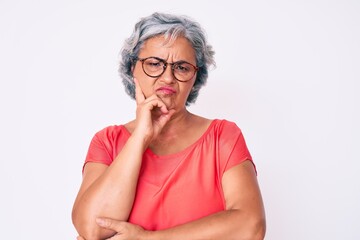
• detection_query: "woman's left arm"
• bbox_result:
[93,160,266,240]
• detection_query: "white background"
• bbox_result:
[1,0,359,239]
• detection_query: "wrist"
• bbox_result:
[128,132,151,152]
[140,230,156,240]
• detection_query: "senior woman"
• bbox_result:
[72,12,266,240]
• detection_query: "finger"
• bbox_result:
[134,78,145,104]
[157,109,176,128]
[96,217,123,232]
[142,95,169,114]
[76,236,85,240]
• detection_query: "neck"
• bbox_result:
[157,108,193,139]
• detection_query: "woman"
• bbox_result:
[72,12,266,240]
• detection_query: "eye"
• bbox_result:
[174,63,191,73]
[145,59,162,68]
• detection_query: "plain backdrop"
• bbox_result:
[1,0,359,239]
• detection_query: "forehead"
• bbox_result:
[139,35,196,62]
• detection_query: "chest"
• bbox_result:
[128,147,225,230]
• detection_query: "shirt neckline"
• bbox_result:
[120,119,218,159]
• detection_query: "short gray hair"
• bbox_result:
[119,12,215,105]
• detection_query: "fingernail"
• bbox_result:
[96,218,105,226]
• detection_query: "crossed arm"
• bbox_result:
[72,158,265,240]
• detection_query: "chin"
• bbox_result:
[164,99,175,110]
[158,96,176,110]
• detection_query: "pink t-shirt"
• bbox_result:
[84,119,253,230]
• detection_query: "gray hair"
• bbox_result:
[119,12,215,105]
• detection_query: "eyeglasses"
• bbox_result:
[135,57,199,82]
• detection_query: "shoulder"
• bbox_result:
[86,125,130,164]
[92,125,130,143]
[210,119,248,153]
[212,120,253,173]
[212,119,243,137]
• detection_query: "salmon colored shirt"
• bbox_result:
[84,119,254,230]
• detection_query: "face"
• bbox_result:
[132,35,197,111]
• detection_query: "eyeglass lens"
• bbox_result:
[142,57,196,82]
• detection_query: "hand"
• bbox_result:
[133,78,175,145]
[76,218,149,240]
[98,218,148,240]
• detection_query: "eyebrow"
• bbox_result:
[144,56,195,65]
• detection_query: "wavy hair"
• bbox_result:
[119,12,215,105]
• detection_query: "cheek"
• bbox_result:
[186,79,196,94]
[133,64,153,84]
[132,64,143,79]
[132,66,154,97]
[180,83,195,100]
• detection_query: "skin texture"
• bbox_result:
[72,36,266,240]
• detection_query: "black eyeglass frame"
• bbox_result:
[135,56,199,82]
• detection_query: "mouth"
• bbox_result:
[156,86,177,96]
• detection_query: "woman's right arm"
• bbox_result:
[72,78,174,240]
[71,133,148,240]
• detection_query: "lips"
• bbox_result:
[156,86,177,95]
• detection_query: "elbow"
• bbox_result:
[232,212,266,240]
[251,216,266,240]
[242,215,266,240]
[72,207,96,240]
[72,207,115,240]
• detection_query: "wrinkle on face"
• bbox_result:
[132,35,197,111]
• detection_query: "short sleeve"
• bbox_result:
[83,125,129,172]
[217,121,255,174]
[224,131,255,173]
[84,132,113,167]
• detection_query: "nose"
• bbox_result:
[159,64,176,84]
